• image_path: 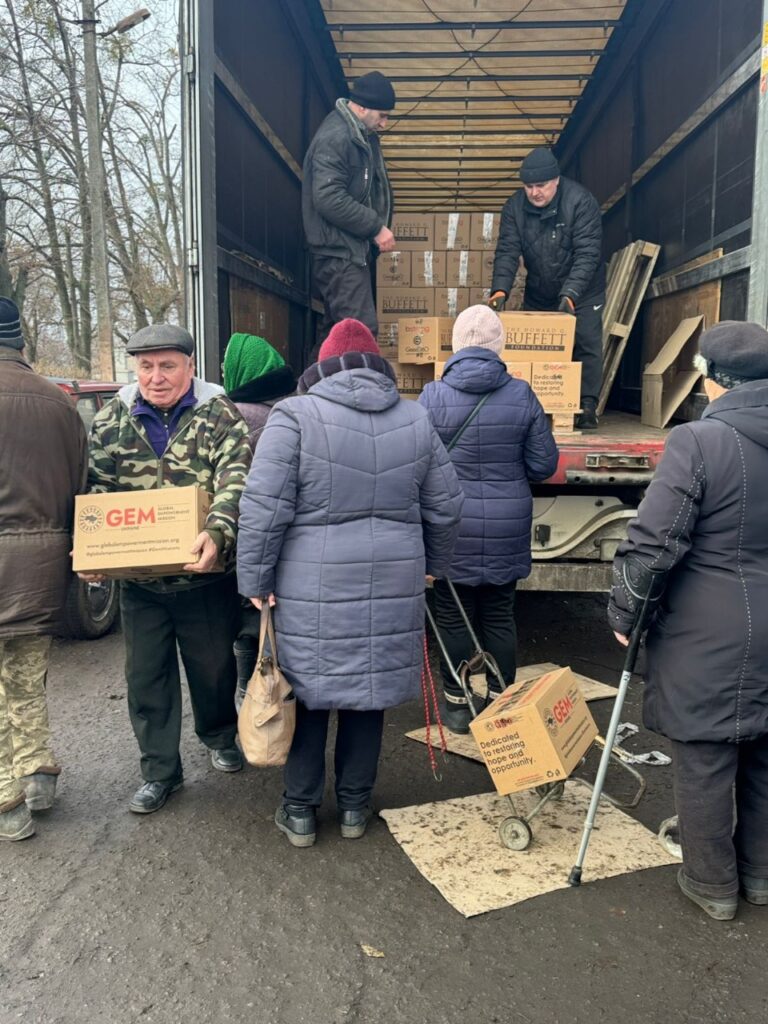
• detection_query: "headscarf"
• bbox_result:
[223,333,285,393]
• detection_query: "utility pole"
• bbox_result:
[81,0,114,380]
[747,2,768,326]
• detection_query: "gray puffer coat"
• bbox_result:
[237,367,464,711]
[608,381,768,743]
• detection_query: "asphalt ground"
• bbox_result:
[2,592,766,1024]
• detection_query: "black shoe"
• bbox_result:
[339,805,374,839]
[275,804,316,848]
[210,746,243,772]
[443,703,472,735]
[677,868,737,920]
[576,398,598,430]
[741,875,768,905]
[129,778,183,815]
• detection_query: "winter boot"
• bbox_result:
[576,398,599,430]
[0,800,35,841]
[339,805,374,839]
[741,875,768,906]
[275,804,317,848]
[677,868,737,921]
[22,771,58,811]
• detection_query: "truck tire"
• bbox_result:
[63,575,119,640]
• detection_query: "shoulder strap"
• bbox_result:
[446,392,492,452]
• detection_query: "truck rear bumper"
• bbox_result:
[519,562,613,592]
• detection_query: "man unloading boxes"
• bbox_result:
[488,147,605,429]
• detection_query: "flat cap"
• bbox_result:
[699,320,768,382]
[126,324,195,356]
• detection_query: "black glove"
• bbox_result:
[558,295,576,315]
[616,553,669,636]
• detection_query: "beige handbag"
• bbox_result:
[237,606,296,767]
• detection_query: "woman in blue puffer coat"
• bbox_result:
[237,319,464,847]
[419,305,558,733]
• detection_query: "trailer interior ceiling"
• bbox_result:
[321,0,627,211]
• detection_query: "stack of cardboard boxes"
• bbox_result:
[377,213,582,426]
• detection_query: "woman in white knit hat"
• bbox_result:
[418,305,558,733]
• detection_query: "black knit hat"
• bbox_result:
[0,297,23,350]
[126,324,195,356]
[699,321,768,386]
[520,147,561,185]
[348,72,396,111]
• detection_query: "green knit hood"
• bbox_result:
[223,333,285,393]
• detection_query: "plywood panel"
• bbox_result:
[642,250,723,366]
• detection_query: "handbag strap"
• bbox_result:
[446,392,491,452]
[258,606,279,667]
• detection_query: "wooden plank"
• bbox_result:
[643,249,723,367]
[598,241,660,414]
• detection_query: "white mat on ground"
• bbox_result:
[380,784,676,916]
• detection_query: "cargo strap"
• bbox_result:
[421,633,447,780]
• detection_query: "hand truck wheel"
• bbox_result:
[499,816,532,851]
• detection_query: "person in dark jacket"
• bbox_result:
[489,147,605,429]
[302,72,396,342]
[0,298,88,841]
[237,319,464,847]
[608,321,768,921]
[223,332,297,708]
[419,305,559,733]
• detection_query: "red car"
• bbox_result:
[52,379,122,640]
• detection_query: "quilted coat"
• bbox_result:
[418,348,558,586]
[608,381,768,744]
[491,176,605,307]
[237,366,464,711]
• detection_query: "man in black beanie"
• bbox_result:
[489,147,606,428]
[302,71,396,345]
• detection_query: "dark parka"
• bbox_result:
[302,100,392,267]
[608,381,768,743]
[237,367,464,711]
[418,349,558,586]
[0,351,88,637]
[491,176,605,308]
[227,365,297,452]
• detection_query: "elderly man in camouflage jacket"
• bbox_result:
[86,325,252,814]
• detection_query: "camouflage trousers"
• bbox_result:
[0,635,58,811]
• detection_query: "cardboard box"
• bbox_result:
[469,287,491,306]
[391,213,435,250]
[470,212,502,250]
[434,212,472,250]
[531,362,582,412]
[641,315,705,428]
[435,287,470,318]
[376,251,411,288]
[390,361,434,399]
[446,251,485,288]
[435,360,531,383]
[377,288,434,318]
[73,485,214,578]
[398,317,454,364]
[377,318,399,360]
[411,251,447,288]
[469,667,598,796]
[498,311,575,360]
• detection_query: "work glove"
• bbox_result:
[488,291,507,312]
[558,295,576,315]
